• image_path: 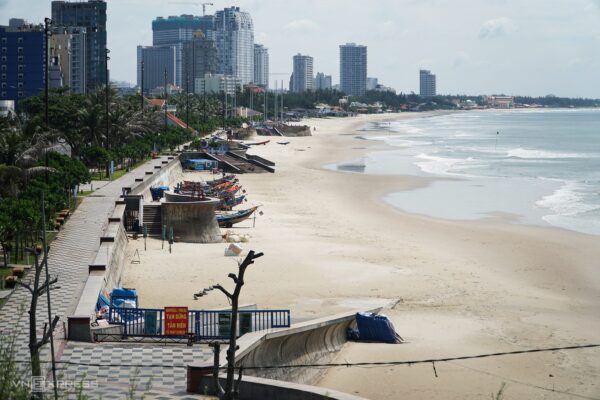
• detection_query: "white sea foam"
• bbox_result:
[536,181,597,216]
[507,148,582,159]
[414,153,476,176]
[388,122,424,135]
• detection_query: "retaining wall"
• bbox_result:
[68,156,178,342]
[130,156,182,202]
[192,374,368,400]
[161,194,222,243]
[188,308,381,397]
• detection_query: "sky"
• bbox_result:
[1,0,600,97]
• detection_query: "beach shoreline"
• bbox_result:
[122,112,600,399]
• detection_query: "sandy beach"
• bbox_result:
[122,112,600,399]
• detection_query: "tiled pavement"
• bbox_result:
[0,157,212,398]
[58,342,212,399]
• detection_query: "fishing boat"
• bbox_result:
[216,206,258,228]
[245,139,270,146]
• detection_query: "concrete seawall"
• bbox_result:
[161,195,222,243]
[130,156,182,202]
[234,309,380,384]
[188,308,381,398]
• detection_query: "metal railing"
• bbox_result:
[108,307,291,341]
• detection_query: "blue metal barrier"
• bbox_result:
[108,307,291,341]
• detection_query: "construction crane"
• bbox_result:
[168,1,214,16]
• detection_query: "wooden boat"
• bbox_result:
[216,206,258,228]
[206,175,236,186]
[245,139,270,146]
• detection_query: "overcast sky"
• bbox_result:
[2,0,600,97]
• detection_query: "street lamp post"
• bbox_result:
[164,67,168,135]
[140,60,144,112]
[105,49,110,149]
[185,70,189,129]
[44,18,51,129]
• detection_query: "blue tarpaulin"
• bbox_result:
[111,287,138,308]
[150,186,169,201]
[349,312,403,344]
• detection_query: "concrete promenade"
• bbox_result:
[0,158,211,398]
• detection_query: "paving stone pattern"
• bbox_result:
[0,158,212,398]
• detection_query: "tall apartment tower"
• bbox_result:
[315,72,332,90]
[339,43,367,96]
[292,54,314,93]
[152,14,214,87]
[0,23,45,109]
[182,32,218,92]
[212,7,254,85]
[419,69,436,96]
[51,0,107,92]
[137,45,176,94]
[253,43,269,88]
[50,26,87,94]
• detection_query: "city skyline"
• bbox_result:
[1,0,599,97]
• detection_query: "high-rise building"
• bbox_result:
[137,45,176,94]
[339,43,367,96]
[152,14,214,87]
[212,7,254,85]
[0,23,45,109]
[366,77,378,91]
[253,44,268,88]
[50,26,87,94]
[315,72,332,90]
[292,54,313,93]
[182,31,218,93]
[419,69,436,96]
[51,0,107,92]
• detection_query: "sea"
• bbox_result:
[335,109,600,235]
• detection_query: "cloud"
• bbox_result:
[284,19,319,32]
[478,17,515,39]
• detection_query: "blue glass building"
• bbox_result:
[0,24,45,110]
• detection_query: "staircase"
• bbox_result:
[142,204,162,236]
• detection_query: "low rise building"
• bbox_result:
[194,73,241,95]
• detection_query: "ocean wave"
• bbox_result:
[414,153,477,176]
[506,148,582,159]
[536,180,597,216]
[388,122,424,135]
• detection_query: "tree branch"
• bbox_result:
[15,280,34,295]
[35,276,58,297]
[34,315,59,350]
[213,284,233,300]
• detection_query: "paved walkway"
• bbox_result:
[0,157,212,398]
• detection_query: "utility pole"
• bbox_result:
[274,81,277,123]
[263,89,267,122]
[222,89,226,129]
[44,18,51,129]
[280,80,284,123]
[105,49,110,150]
[41,193,59,400]
[140,60,144,111]
[44,18,52,185]
[164,67,168,135]
[185,70,189,129]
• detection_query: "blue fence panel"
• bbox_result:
[108,308,291,340]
